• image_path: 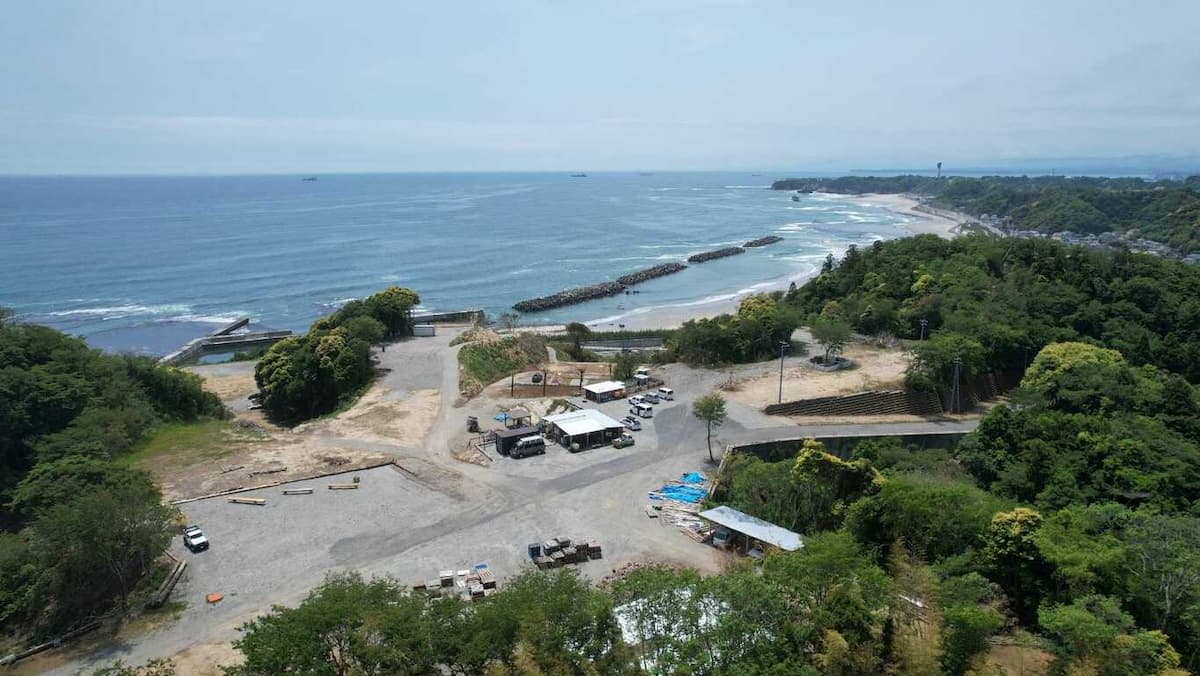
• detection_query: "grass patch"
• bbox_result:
[458,333,547,396]
[119,419,268,469]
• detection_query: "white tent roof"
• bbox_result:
[543,408,624,437]
[583,380,626,395]
[699,505,804,552]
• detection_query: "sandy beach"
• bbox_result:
[581,193,966,332]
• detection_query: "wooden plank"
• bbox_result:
[328,483,359,490]
[229,497,266,505]
[281,488,314,495]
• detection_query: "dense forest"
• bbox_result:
[788,234,1200,392]
[0,313,225,637]
[773,174,1200,253]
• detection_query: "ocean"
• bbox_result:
[0,172,915,355]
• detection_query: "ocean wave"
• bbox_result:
[160,312,248,325]
[47,303,190,319]
[722,185,768,189]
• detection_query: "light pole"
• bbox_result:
[778,341,791,404]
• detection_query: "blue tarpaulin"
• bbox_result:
[652,484,707,504]
[680,472,706,484]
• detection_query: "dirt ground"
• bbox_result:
[150,360,440,501]
[726,341,910,409]
[295,385,440,447]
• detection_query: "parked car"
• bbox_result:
[657,387,674,400]
[531,373,543,383]
[629,403,654,418]
[622,416,642,431]
[183,525,209,552]
[612,433,635,449]
[629,395,646,406]
[511,435,546,459]
[642,391,660,404]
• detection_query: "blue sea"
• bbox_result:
[0,172,915,355]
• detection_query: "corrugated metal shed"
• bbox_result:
[699,505,804,552]
[543,409,624,437]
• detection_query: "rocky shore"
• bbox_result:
[513,281,626,312]
[615,262,687,286]
[742,235,783,248]
[687,247,745,263]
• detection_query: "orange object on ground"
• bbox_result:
[206,593,224,604]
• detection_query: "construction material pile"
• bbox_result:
[647,472,715,542]
[412,563,498,601]
[530,536,602,569]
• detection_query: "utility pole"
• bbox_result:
[951,356,963,414]
[778,341,791,404]
[920,319,929,341]
[542,369,548,396]
[510,373,515,397]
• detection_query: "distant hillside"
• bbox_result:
[773,175,1200,253]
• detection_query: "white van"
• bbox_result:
[642,391,660,404]
[511,435,546,459]
[629,403,654,418]
[657,387,674,401]
[635,367,650,377]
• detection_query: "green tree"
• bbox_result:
[810,316,852,364]
[981,507,1050,625]
[31,482,175,625]
[340,314,386,345]
[692,393,727,463]
[1040,595,1184,676]
[230,572,446,676]
[939,605,1002,676]
[845,474,1010,562]
[564,322,591,360]
[791,439,882,531]
[611,351,640,382]
[9,456,156,521]
[362,286,420,339]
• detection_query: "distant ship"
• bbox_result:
[570,173,588,178]
[791,195,800,202]
[301,176,318,181]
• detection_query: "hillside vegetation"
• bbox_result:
[0,317,225,637]
[787,235,1200,397]
[774,174,1200,252]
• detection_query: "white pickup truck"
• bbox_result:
[183,525,210,552]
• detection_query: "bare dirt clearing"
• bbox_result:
[726,342,910,409]
[295,385,440,447]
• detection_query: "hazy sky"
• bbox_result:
[2,0,1198,174]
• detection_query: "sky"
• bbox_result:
[2,0,1199,175]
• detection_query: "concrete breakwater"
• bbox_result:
[514,263,689,313]
[688,247,745,263]
[615,262,687,286]
[743,235,783,248]
[514,281,626,312]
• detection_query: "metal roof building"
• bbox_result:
[542,408,625,450]
[582,380,626,402]
[699,505,804,552]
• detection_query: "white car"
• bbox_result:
[622,416,642,431]
[629,395,646,406]
[642,392,660,403]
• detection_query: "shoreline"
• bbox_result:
[578,193,965,332]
